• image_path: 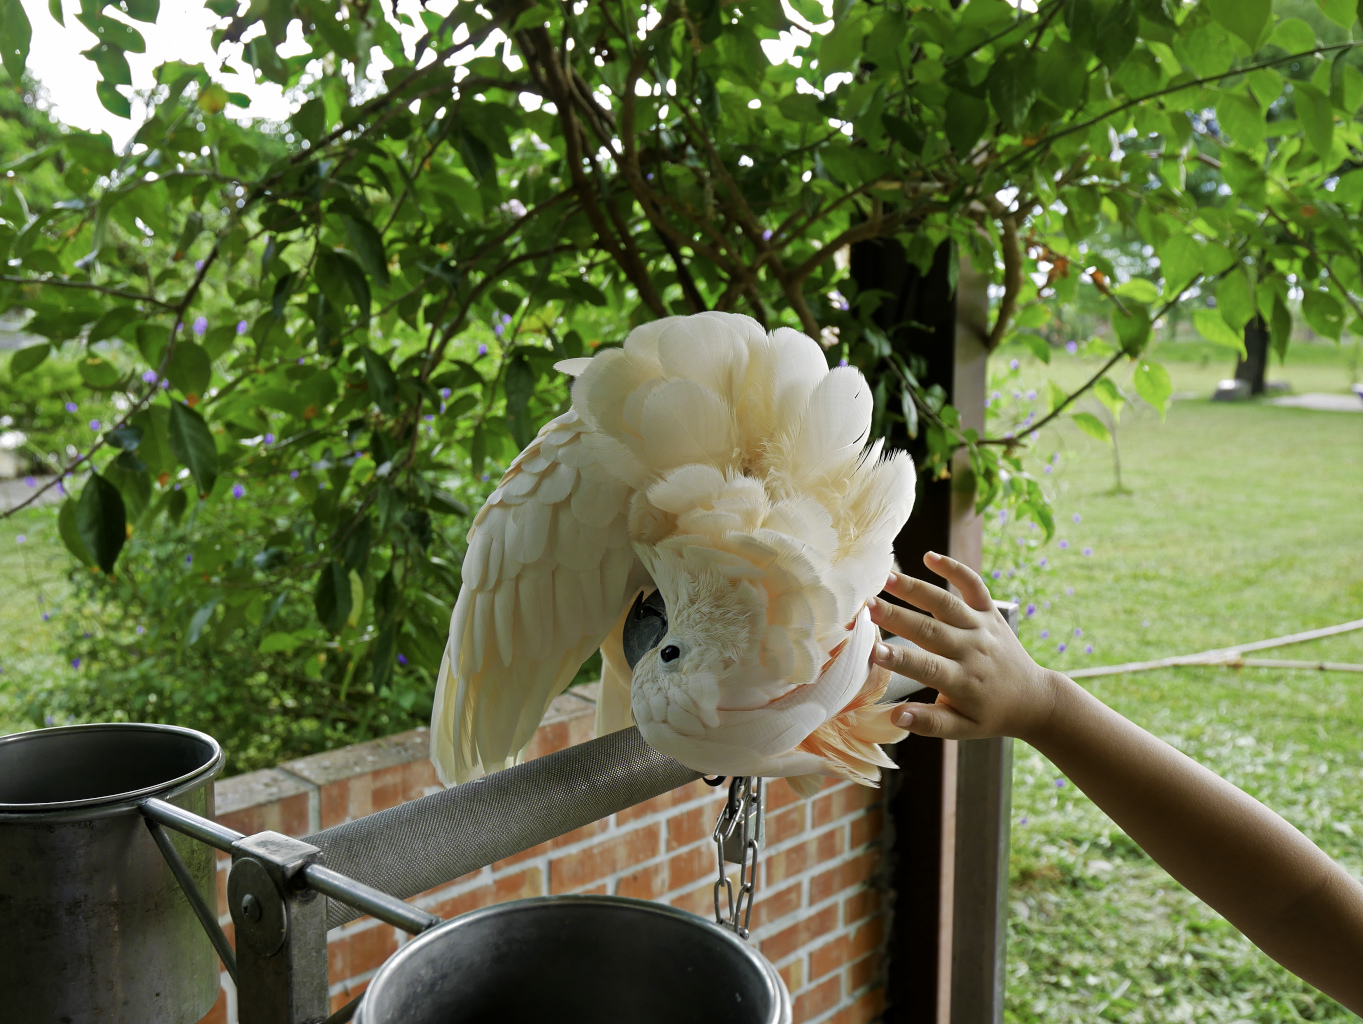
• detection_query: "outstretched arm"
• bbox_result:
[869,552,1363,1014]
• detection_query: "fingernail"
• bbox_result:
[885,572,897,588]
[892,708,915,728]
[868,596,883,614]
[874,642,890,663]
[925,551,942,562]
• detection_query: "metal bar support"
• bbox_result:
[143,795,244,851]
[145,816,239,985]
[302,864,439,934]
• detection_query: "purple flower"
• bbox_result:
[1025,389,1036,400]
[1059,539,1069,549]
[991,391,1001,402]
[477,344,489,356]
[439,403,446,413]
[89,419,101,431]
[1065,340,1078,354]
[1057,642,1067,652]
[1044,600,1051,609]
[440,387,452,400]
[762,228,773,240]
[838,356,848,366]
[1085,644,1094,654]
[998,509,1007,523]
[71,658,81,669]
[991,569,1001,579]
[1025,603,1036,617]
[494,323,505,338]
[159,378,170,389]
[15,534,25,544]
[290,470,300,480]
[65,402,78,413]
[481,473,490,482]
[142,370,158,384]
[318,482,325,490]
[1082,546,1092,556]
[298,357,306,365]
[83,631,90,638]
[1054,778,1066,788]
[185,554,193,565]
[1072,513,1081,523]
[1051,452,1060,464]
[1038,557,1047,567]
[264,433,275,444]
[1040,630,1049,639]
[1043,465,1052,474]
[236,320,248,334]
[397,653,409,666]
[1065,586,1074,596]
[502,314,512,325]
[136,625,145,635]
[424,414,434,421]
[194,259,204,271]
[41,612,50,621]
[193,316,208,335]
[23,476,35,488]
[232,483,245,499]
[1074,628,1083,637]
[1009,359,1019,370]
[1019,817,1028,826]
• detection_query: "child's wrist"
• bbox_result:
[1017,667,1073,747]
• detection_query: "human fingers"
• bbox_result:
[869,597,969,657]
[882,570,976,629]
[924,551,995,612]
[891,700,984,741]
[872,637,958,691]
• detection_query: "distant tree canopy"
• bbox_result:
[0,0,1360,762]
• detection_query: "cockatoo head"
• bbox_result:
[627,544,770,738]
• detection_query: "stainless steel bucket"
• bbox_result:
[0,722,225,1023]
[354,894,792,1024]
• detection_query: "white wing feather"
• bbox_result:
[430,408,646,785]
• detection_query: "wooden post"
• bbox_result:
[852,239,1009,1023]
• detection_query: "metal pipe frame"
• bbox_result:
[144,816,239,985]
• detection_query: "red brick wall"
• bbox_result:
[199,685,892,1024]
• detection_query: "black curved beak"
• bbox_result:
[622,589,668,670]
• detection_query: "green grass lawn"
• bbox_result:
[0,495,67,733]
[1004,344,1363,1022]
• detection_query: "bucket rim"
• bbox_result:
[354,893,792,1024]
[0,721,224,819]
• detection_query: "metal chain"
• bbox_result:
[712,776,763,939]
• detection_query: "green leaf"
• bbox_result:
[58,498,93,566]
[259,631,301,654]
[778,93,823,123]
[1293,83,1334,158]
[0,0,32,81]
[1216,269,1255,333]
[292,97,326,142]
[1269,18,1317,53]
[456,128,495,181]
[1036,38,1087,109]
[104,450,150,521]
[186,595,222,646]
[1270,292,1292,360]
[1215,91,1264,150]
[818,14,866,74]
[342,216,391,287]
[77,472,127,575]
[1193,308,1247,355]
[504,354,537,450]
[314,561,352,634]
[363,347,399,416]
[88,306,141,343]
[986,47,1037,134]
[105,425,142,451]
[318,250,371,312]
[124,0,160,22]
[1317,0,1356,28]
[943,91,989,154]
[1112,303,1151,357]
[166,341,212,397]
[168,401,219,497]
[47,0,63,26]
[95,80,132,119]
[1301,289,1345,340]
[1133,360,1172,419]
[881,113,924,154]
[900,386,918,440]
[1093,376,1125,422]
[9,342,50,379]
[79,355,121,388]
[1072,411,1112,444]
[1113,278,1159,303]
[1206,0,1270,50]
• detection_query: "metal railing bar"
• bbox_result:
[144,817,239,985]
[302,864,441,935]
[322,993,362,1024]
[142,797,245,852]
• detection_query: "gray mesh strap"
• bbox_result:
[307,727,700,928]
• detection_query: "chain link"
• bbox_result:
[712,776,763,939]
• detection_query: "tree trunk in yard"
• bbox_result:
[1234,315,1270,396]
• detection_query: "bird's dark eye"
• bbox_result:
[660,644,681,664]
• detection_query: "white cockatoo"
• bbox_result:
[431,312,916,797]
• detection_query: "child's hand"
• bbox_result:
[868,551,1062,744]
